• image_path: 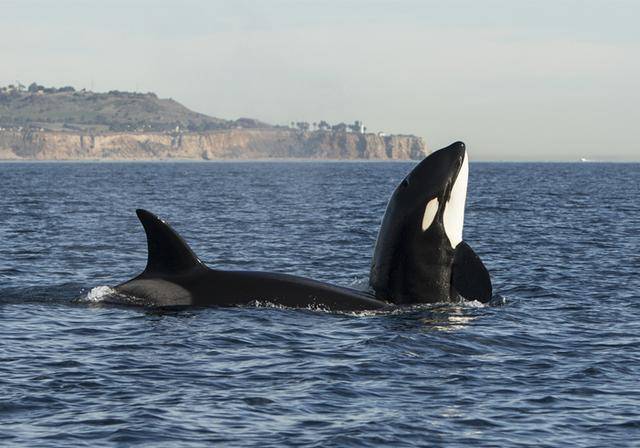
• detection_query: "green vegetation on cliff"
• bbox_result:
[0,83,266,132]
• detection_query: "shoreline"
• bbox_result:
[0,158,636,164]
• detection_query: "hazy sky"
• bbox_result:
[1,0,638,160]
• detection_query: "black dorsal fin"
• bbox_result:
[135,209,205,276]
[451,241,492,303]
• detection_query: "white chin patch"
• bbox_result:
[421,197,439,231]
[442,151,468,247]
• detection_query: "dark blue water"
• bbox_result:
[1,161,639,447]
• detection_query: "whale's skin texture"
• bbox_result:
[116,268,391,311]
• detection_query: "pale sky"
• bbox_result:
[1,0,639,161]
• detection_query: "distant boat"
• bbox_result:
[580,158,593,162]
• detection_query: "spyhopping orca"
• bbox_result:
[370,141,492,304]
[111,141,491,309]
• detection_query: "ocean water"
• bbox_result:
[0,161,639,447]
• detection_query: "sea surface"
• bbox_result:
[0,161,639,447]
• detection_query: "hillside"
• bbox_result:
[0,84,266,132]
[0,84,427,160]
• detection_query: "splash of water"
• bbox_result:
[83,285,118,303]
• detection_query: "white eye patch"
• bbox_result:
[421,197,439,231]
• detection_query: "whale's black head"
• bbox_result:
[370,141,491,304]
[393,141,468,248]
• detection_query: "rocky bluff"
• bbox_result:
[0,84,426,160]
[0,128,426,160]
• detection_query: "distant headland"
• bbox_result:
[0,83,426,160]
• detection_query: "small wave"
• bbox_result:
[347,276,370,290]
[79,285,146,306]
[460,299,487,308]
[491,295,508,306]
[83,285,118,303]
[246,298,495,318]
[247,300,394,317]
[75,288,506,315]
[457,294,508,308]
[454,293,508,308]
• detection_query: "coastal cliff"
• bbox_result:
[0,84,427,160]
[0,128,426,160]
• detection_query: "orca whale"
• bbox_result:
[370,141,492,304]
[109,141,491,309]
[113,209,392,311]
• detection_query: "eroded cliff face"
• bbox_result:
[0,129,427,160]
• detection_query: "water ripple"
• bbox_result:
[1,162,639,447]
